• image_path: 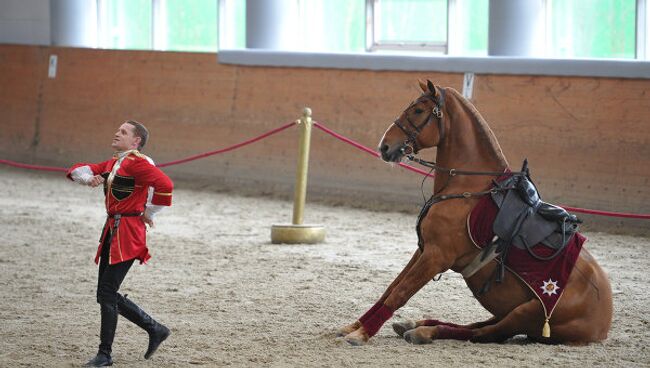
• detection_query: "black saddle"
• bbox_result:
[491,160,580,252]
[511,169,579,223]
[479,160,581,293]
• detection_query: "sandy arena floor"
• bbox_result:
[1,167,649,367]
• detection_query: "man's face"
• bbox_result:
[111,123,141,151]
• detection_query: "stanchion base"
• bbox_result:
[271,224,326,244]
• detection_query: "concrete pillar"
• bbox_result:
[50,0,97,47]
[246,0,298,50]
[488,0,545,57]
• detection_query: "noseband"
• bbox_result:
[393,89,446,154]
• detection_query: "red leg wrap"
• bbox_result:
[435,325,473,340]
[360,304,394,337]
[359,302,382,324]
[421,319,463,328]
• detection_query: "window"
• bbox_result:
[218,0,365,52]
[366,0,488,55]
[155,0,218,52]
[448,0,488,56]
[546,0,636,59]
[94,0,648,59]
[366,0,644,59]
[367,0,449,52]
[99,0,219,52]
[98,0,152,50]
[300,0,365,52]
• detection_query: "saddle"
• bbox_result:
[478,160,581,290]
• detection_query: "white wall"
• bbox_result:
[0,0,50,45]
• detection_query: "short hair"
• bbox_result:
[125,120,149,151]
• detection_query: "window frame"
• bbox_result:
[365,0,452,53]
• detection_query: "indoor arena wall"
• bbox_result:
[1,45,648,233]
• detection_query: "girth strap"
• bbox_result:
[461,236,500,279]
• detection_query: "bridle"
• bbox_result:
[392,89,446,155]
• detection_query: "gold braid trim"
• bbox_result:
[129,150,152,161]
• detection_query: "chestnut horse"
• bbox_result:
[336,80,612,346]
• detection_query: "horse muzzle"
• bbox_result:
[379,143,409,162]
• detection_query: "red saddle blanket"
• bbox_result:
[467,192,586,324]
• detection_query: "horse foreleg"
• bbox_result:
[344,247,448,345]
[398,317,499,344]
[463,316,499,329]
[392,316,498,337]
[402,324,475,344]
[403,300,541,345]
[336,249,422,337]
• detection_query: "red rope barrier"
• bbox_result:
[560,206,650,219]
[0,159,67,172]
[1,121,297,172]
[312,121,434,178]
[312,121,650,220]
[2,119,649,220]
[157,121,296,167]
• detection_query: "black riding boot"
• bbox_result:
[84,303,117,367]
[117,294,170,359]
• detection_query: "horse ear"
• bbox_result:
[418,80,428,92]
[426,80,436,95]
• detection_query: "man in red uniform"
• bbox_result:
[67,120,173,367]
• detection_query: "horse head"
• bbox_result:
[379,80,446,163]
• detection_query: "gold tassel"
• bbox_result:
[542,319,551,338]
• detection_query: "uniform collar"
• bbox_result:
[113,149,139,159]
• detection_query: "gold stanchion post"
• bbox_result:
[271,107,326,244]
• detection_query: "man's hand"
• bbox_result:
[142,214,154,228]
[88,175,105,187]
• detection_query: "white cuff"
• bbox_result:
[144,204,165,219]
[70,166,94,185]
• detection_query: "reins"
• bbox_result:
[407,154,527,202]
[407,155,526,177]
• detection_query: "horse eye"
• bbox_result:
[414,108,423,114]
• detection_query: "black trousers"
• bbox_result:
[97,235,134,306]
[95,232,134,355]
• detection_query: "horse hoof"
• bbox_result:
[404,329,433,345]
[392,320,417,337]
[335,328,348,338]
[343,328,369,346]
[344,335,367,346]
[335,321,361,337]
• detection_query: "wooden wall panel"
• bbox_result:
[1,45,648,234]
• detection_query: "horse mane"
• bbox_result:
[444,87,508,167]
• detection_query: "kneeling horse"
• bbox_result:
[336,80,612,346]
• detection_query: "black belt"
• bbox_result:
[107,212,142,218]
[101,212,142,243]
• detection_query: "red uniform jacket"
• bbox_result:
[67,151,173,265]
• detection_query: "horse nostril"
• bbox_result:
[380,144,389,153]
